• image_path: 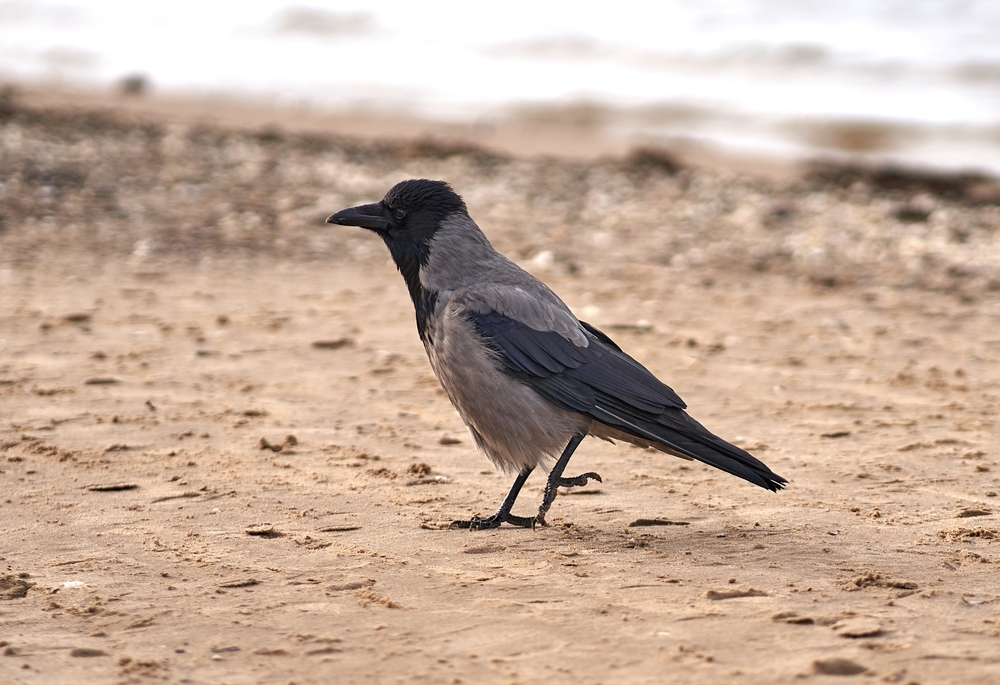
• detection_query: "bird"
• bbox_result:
[327,179,786,529]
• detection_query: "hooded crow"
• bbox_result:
[327,179,785,529]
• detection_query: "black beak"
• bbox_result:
[326,202,388,231]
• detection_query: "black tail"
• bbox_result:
[592,404,787,491]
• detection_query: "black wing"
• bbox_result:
[469,310,786,492]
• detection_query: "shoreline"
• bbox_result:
[0,79,1000,300]
[11,81,995,184]
[2,80,998,298]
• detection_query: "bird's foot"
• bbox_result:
[555,471,602,488]
[450,511,535,530]
[534,473,601,528]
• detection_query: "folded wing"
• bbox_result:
[464,303,786,492]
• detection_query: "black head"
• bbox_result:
[326,180,467,337]
[326,179,467,252]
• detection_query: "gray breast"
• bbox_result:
[423,294,590,474]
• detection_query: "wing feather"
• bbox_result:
[460,296,786,492]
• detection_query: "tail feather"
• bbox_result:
[592,405,786,492]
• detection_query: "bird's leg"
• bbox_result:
[534,435,595,527]
[451,467,535,530]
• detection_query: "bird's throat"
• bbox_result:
[385,237,437,344]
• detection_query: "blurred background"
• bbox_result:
[2,0,999,173]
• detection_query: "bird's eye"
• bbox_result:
[393,208,407,220]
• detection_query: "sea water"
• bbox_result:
[1,0,998,172]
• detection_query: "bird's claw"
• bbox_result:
[450,511,535,530]
[555,471,602,488]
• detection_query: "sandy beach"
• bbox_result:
[1,88,999,684]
